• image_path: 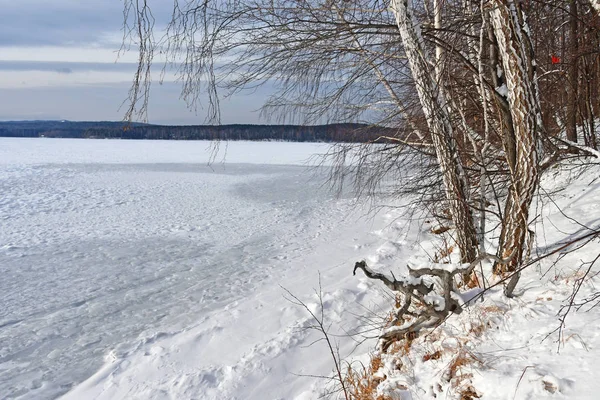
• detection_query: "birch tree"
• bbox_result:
[488,0,541,290]
[389,0,478,263]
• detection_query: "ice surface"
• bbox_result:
[0,138,331,166]
[7,138,596,399]
[0,138,396,399]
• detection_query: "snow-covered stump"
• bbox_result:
[353,254,501,351]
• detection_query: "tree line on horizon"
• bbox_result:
[0,121,396,142]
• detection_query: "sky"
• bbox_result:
[0,0,266,124]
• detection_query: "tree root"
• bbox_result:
[353,253,506,350]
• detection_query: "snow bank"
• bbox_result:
[3,137,599,399]
[367,161,600,399]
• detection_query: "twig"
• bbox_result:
[281,274,350,400]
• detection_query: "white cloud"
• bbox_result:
[0,68,180,89]
[0,45,137,63]
[0,82,266,124]
[0,1,263,123]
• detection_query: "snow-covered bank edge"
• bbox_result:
[343,161,600,399]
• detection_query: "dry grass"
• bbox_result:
[462,272,480,289]
[431,226,451,235]
[345,270,503,399]
[446,350,483,387]
[389,332,417,356]
[344,331,417,399]
[460,385,481,399]
[468,323,485,338]
[432,238,455,263]
[344,354,393,400]
[439,245,455,261]
[347,331,486,399]
[542,380,558,394]
[422,350,442,362]
[480,305,504,314]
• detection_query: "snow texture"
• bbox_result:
[0,138,400,400]
[371,160,600,399]
[2,138,600,399]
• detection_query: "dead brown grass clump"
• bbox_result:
[431,226,451,235]
[387,332,417,357]
[422,350,442,362]
[463,272,481,289]
[443,350,483,400]
[481,305,504,314]
[468,323,485,338]
[460,385,481,399]
[432,239,455,263]
[445,350,483,387]
[542,379,558,394]
[344,354,393,400]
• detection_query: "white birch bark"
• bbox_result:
[488,0,541,275]
[477,6,491,254]
[433,0,443,81]
[390,0,478,263]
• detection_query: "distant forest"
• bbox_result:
[0,121,396,143]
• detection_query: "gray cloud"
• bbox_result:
[0,60,138,73]
[0,1,269,124]
[0,0,174,48]
[0,1,120,47]
[0,82,268,125]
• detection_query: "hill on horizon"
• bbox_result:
[0,120,396,143]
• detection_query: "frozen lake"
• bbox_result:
[0,138,391,399]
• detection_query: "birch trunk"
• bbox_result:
[489,0,541,274]
[390,0,478,263]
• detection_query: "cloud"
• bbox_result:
[0,1,269,124]
[0,1,120,47]
[0,82,267,124]
[56,67,73,74]
[0,60,138,73]
[0,61,181,90]
[0,0,174,48]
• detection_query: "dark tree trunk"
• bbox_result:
[566,0,579,143]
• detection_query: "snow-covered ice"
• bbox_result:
[3,138,599,400]
[0,138,398,399]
